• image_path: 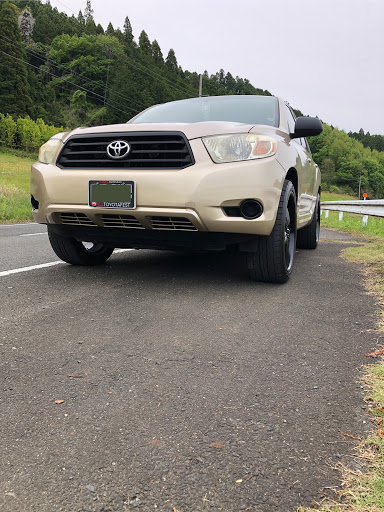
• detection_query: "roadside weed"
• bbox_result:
[321,192,357,202]
[0,151,35,223]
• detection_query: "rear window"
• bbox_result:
[130,96,279,127]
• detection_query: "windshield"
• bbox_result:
[130,96,279,127]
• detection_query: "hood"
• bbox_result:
[64,121,256,142]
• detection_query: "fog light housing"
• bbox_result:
[239,199,263,220]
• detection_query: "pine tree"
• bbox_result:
[151,40,163,64]
[77,10,85,25]
[32,7,57,44]
[123,16,133,44]
[85,17,96,35]
[114,28,124,43]
[139,30,151,53]
[106,22,115,37]
[0,1,32,116]
[165,48,178,72]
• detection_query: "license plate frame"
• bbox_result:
[88,180,136,209]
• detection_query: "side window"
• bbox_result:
[302,138,311,152]
[285,105,311,151]
[284,104,295,134]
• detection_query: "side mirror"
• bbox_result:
[291,117,323,138]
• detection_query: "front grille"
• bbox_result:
[100,214,144,229]
[56,132,194,170]
[59,213,96,226]
[150,217,197,231]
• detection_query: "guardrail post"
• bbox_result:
[362,215,368,227]
[338,211,343,222]
[325,210,329,218]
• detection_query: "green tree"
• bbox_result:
[0,113,17,146]
[139,30,151,53]
[106,22,114,37]
[114,28,124,43]
[85,18,96,35]
[123,16,133,44]
[0,1,32,116]
[32,6,57,43]
[77,10,85,25]
[165,48,178,72]
[151,40,163,64]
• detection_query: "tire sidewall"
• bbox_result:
[275,180,297,280]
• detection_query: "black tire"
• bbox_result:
[296,193,320,250]
[48,227,114,266]
[247,179,297,284]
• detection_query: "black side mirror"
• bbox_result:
[291,117,323,138]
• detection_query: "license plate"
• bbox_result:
[89,180,135,209]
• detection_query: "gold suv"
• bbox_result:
[31,95,323,283]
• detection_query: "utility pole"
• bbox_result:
[198,74,202,97]
[358,175,362,200]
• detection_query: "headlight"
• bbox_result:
[202,134,277,163]
[38,138,63,164]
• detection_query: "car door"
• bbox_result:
[285,105,317,223]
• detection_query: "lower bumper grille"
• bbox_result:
[101,214,144,229]
[150,217,197,231]
[57,213,197,231]
[59,213,96,226]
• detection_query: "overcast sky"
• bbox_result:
[51,0,384,134]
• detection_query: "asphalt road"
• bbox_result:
[0,224,378,512]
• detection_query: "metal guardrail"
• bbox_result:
[321,200,384,218]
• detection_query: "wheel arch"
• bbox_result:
[285,167,298,202]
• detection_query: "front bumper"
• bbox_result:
[31,138,286,237]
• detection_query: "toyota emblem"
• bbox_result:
[106,140,131,159]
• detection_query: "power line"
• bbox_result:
[0,49,140,117]
[49,0,78,17]
[0,33,149,111]
[122,51,195,98]
[37,1,196,98]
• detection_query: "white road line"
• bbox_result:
[20,232,47,237]
[0,249,133,278]
[0,223,37,227]
[0,261,64,277]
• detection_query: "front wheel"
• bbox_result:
[247,179,297,283]
[47,227,114,266]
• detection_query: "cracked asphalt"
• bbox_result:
[0,225,379,511]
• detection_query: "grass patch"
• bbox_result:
[298,241,384,512]
[0,144,38,161]
[320,191,384,239]
[321,211,384,240]
[322,192,358,202]
[0,151,35,223]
